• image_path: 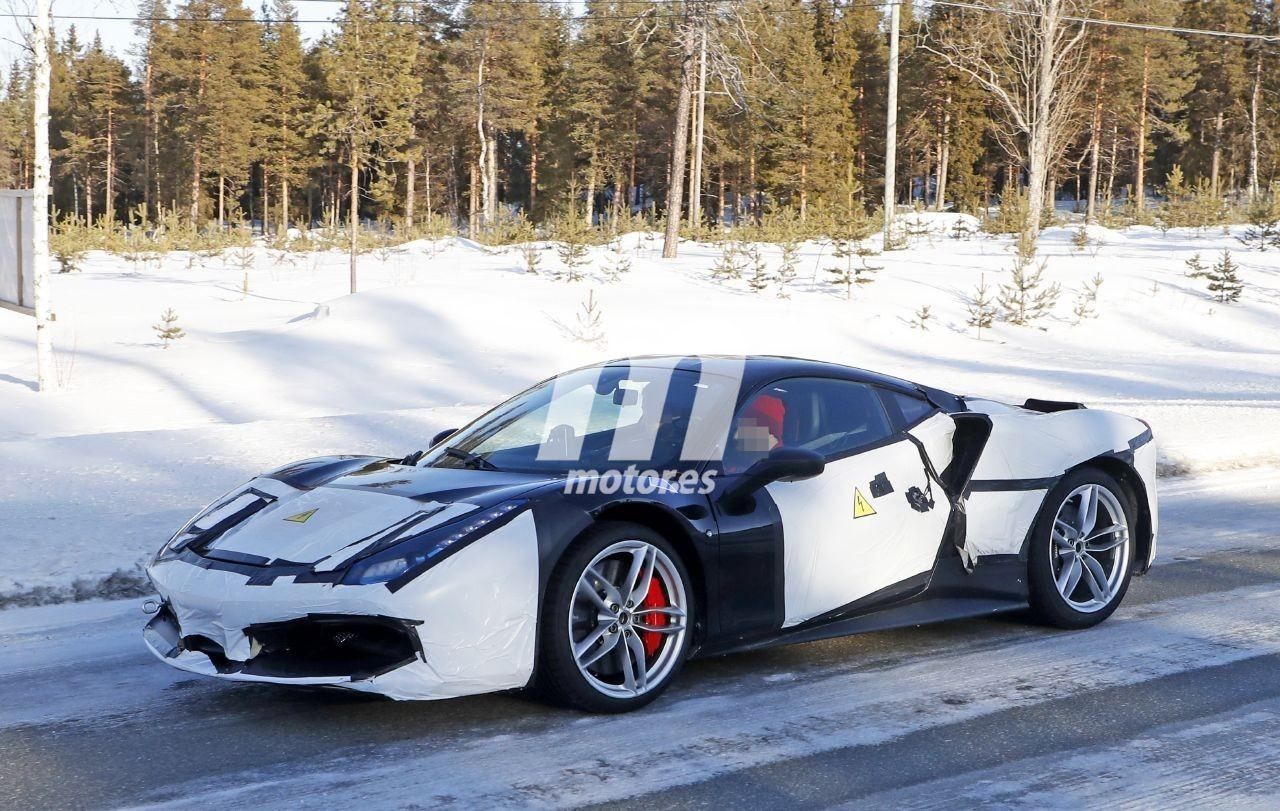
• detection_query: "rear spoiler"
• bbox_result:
[1022,398,1086,413]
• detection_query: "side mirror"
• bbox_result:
[430,428,459,448]
[719,447,825,512]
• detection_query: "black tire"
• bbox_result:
[1028,466,1136,630]
[537,521,695,713]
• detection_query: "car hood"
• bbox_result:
[196,457,554,567]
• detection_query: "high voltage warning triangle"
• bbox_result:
[284,508,318,524]
[853,488,877,519]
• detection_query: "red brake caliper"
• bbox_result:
[639,577,668,658]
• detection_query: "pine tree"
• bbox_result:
[712,239,746,280]
[153,308,186,347]
[603,238,631,282]
[1206,250,1244,303]
[552,205,591,281]
[966,273,997,338]
[154,0,267,229]
[319,0,420,290]
[61,35,133,226]
[1072,273,1104,322]
[259,0,312,236]
[1179,0,1252,197]
[999,243,1061,325]
[1238,186,1280,250]
[746,245,771,293]
[755,0,845,221]
[0,65,31,188]
[1184,252,1209,278]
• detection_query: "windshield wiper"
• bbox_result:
[442,446,502,471]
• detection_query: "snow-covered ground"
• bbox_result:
[1,213,1278,602]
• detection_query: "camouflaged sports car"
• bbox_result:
[144,356,1157,712]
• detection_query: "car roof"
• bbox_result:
[591,355,966,412]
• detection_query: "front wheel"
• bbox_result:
[537,522,693,713]
[1028,468,1135,629]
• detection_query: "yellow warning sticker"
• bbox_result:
[853,488,877,519]
[284,508,317,524]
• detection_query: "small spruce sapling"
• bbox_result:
[552,290,606,346]
[712,240,746,280]
[775,238,800,297]
[154,308,186,348]
[553,210,592,281]
[745,246,771,293]
[1071,224,1091,252]
[912,305,933,330]
[1206,250,1244,303]
[521,241,543,275]
[603,239,631,282]
[1184,252,1209,278]
[1071,273,1104,323]
[1238,189,1280,251]
[966,273,997,339]
[854,243,883,284]
[998,240,1061,326]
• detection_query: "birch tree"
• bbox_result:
[924,0,1093,243]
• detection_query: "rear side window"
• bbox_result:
[880,389,937,429]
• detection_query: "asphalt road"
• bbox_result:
[3,474,1280,809]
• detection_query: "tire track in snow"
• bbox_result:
[127,582,1280,810]
[853,696,1280,809]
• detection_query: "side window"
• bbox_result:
[728,377,894,468]
[879,389,937,430]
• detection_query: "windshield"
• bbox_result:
[422,363,743,475]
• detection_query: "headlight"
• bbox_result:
[342,499,530,586]
[153,483,266,563]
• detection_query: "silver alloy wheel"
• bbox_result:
[1051,483,1130,613]
[569,540,689,699]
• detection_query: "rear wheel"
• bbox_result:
[1028,468,1135,629]
[537,522,693,713]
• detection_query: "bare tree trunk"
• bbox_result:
[934,95,950,212]
[349,144,359,294]
[717,163,726,228]
[263,168,269,237]
[1248,55,1262,200]
[586,139,598,227]
[688,26,707,230]
[883,0,900,246]
[217,173,225,229]
[1135,45,1149,212]
[486,135,497,223]
[142,61,154,219]
[662,28,696,259]
[281,176,289,235]
[475,35,493,230]
[406,158,416,227]
[190,150,201,230]
[1104,123,1118,208]
[105,107,115,224]
[529,132,539,216]
[1211,111,1224,198]
[1086,84,1102,222]
[33,0,54,390]
[469,161,478,236]
[190,58,207,230]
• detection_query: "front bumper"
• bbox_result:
[144,511,540,700]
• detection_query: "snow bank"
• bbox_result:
[1,214,1277,604]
